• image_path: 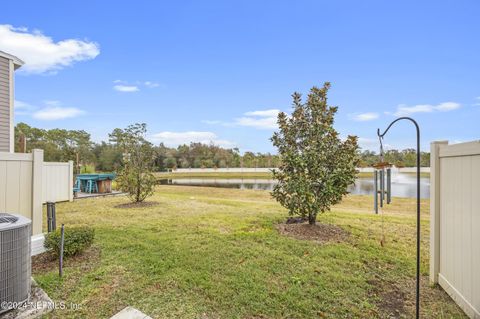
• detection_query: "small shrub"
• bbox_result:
[44,226,95,257]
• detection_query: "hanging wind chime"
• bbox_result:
[372,136,392,247]
[375,117,421,319]
[372,135,392,214]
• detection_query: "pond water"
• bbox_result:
[158,173,430,199]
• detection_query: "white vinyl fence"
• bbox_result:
[42,161,73,203]
[430,140,480,319]
[0,150,43,235]
[0,150,73,237]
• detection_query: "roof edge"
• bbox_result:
[0,50,25,69]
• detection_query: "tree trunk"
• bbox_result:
[136,172,141,202]
[308,213,316,225]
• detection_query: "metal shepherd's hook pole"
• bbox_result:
[377,117,421,319]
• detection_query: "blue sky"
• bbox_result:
[1,1,479,153]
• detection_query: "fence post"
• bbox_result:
[31,149,44,235]
[68,160,74,202]
[429,140,448,284]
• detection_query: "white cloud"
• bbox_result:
[14,100,36,115]
[435,102,461,111]
[44,100,61,107]
[33,106,84,120]
[150,131,235,148]
[112,80,160,91]
[144,81,160,88]
[244,109,280,117]
[15,99,85,120]
[473,97,480,106]
[394,102,460,116]
[350,112,379,122]
[0,24,99,74]
[113,85,139,92]
[235,109,280,129]
[357,137,377,150]
[201,120,222,125]
[202,109,280,130]
[236,116,277,129]
[14,100,33,110]
[357,137,394,151]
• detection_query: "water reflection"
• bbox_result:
[158,173,430,199]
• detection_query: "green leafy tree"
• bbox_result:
[15,122,95,171]
[92,142,123,171]
[271,83,359,225]
[163,156,177,169]
[402,149,417,167]
[110,123,156,203]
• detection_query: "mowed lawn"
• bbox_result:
[34,186,465,319]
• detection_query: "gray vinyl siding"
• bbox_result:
[0,56,11,152]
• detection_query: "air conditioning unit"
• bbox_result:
[0,213,31,314]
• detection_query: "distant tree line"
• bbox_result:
[14,122,430,172]
[14,122,281,172]
[358,149,430,167]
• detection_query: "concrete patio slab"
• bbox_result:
[110,307,152,319]
[1,279,53,319]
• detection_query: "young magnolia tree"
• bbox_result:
[110,123,156,203]
[271,83,359,225]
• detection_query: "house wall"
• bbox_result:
[430,140,480,319]
[0,56,12,152]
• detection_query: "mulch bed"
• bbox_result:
[276,220,349,243]
[114,201,159,209]
[32,246,101,273]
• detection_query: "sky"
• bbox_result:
[1,1,479,153]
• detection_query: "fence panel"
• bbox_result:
[42,161,73,203]
[430,140,480,319]
[0,150,43,235]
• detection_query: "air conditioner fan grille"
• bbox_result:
[0,214,18,224]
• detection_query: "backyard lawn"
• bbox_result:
[35,186,464,318]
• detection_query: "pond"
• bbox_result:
[158,173,430,199]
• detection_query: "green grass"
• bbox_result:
[35,186,463,319]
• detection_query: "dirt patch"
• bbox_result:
[367,278,406,318]
[285,217,307,224]
[276,222,349,243]
[368,275,467,318]
[32,246,101,274]
[114,201,159,209]
[402,276,467,318]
